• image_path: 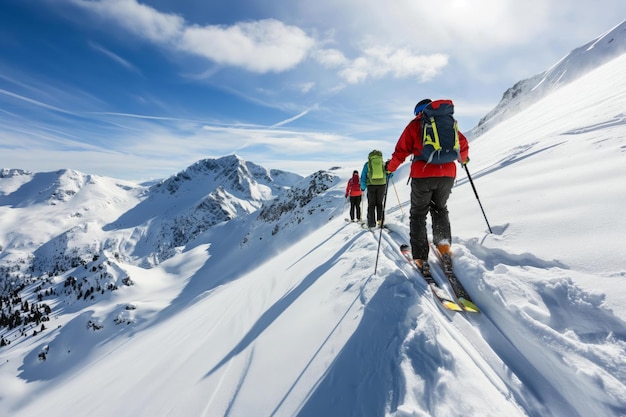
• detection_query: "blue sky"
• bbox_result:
[1,0,625,181]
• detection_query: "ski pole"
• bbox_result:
[391,177,404,216]
[374,175,391,275]
[464,164,493,234]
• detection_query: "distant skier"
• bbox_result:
[345,170,363,222]
[385,99,469,273]
[361,150,388,228]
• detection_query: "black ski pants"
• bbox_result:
[409,176,455,261]
[349,195,362,221]
[366,184,386,227]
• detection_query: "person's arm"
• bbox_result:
[458,131,469,164]
[360,163,368,190]
[387,119,417,172]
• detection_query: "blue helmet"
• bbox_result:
[414,99,432,116]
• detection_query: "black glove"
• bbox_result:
[384,160,390,173]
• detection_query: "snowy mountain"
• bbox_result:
[0,155,305,336]
[2,27,626,417]
[468,19,626,138]
[109,155,304,266]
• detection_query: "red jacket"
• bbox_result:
[386,114,469,178]
[345,174,363,197]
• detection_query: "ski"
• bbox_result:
[431,244,480,313]
[345,218,367,229]
[361,223,389,232]
[400,244,462,312]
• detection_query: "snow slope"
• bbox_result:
[469,19,626,138]
[1,30,626,417]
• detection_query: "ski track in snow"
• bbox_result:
[379,224,542,416]
[376,218,626,417]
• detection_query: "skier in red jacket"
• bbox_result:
[345,170,363,222]
[385,99,469,273]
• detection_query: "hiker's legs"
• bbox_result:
[349,196,361,221]
[374,185,385,224]
[367,188,376,227]
[410,178,433,260]
[430,177,454,246]
[349,198,356,220]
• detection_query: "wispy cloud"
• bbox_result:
[0,86,378,180]
[70,0,184,43]
[89,42,142,75]
[271,108,314,127]
[314,46,448,84]
[297,82,315,94]
[0,88,75,114]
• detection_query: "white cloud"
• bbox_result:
[180,19,315,73]
[71,0,184,43]
[313,48,349,67]
[70,0,315,73]
[316,45,448,84]
[70,0,452,83]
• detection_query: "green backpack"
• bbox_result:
[367,150,386,185]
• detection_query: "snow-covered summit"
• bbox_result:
[0,168,31,179]
[151,154,302,200]
[0,154,304,292]
[469,19,626,138]
[114,155,305,265]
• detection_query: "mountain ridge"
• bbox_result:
[0,154,311,313]
[468,18,626,137]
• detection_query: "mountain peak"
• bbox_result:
[469,19,626,137]
[0,168,32,178]
[151,154,300,200]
